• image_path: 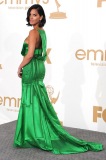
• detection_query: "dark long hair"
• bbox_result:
[26,4,46,27]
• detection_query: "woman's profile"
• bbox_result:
[13,4,103,154]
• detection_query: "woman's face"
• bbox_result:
[29,9,42,26]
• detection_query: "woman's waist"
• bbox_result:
[21,47,43,56]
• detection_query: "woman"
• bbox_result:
[13,4,103,154]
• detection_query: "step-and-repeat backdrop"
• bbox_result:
[0,0,106,132]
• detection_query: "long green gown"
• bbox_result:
[13,29,103,154]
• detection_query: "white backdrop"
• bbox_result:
[0,0,106,133]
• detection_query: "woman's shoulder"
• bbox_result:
[29,29,38,34]
[29,28,45,36]
[30,28,45,32]
[28,29,39,40]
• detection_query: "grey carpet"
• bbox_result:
[0,121,106,160]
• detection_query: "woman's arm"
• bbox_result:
[17,29,38,78]
[18,29,38,69]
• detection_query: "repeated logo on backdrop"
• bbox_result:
[0,0,67,19]
[75,1,106,66]
[49,0,67,19]
[75,49,106,66]
[0,96,21,108]
[93,106,106,122]
[46,48,52,64]
[0,0,49,4]
[46,85,60,104]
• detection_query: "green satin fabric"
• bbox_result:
[13,29,103,154]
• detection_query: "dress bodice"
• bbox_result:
[21,29,47,61]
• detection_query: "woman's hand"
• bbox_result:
[17,67,22,78]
